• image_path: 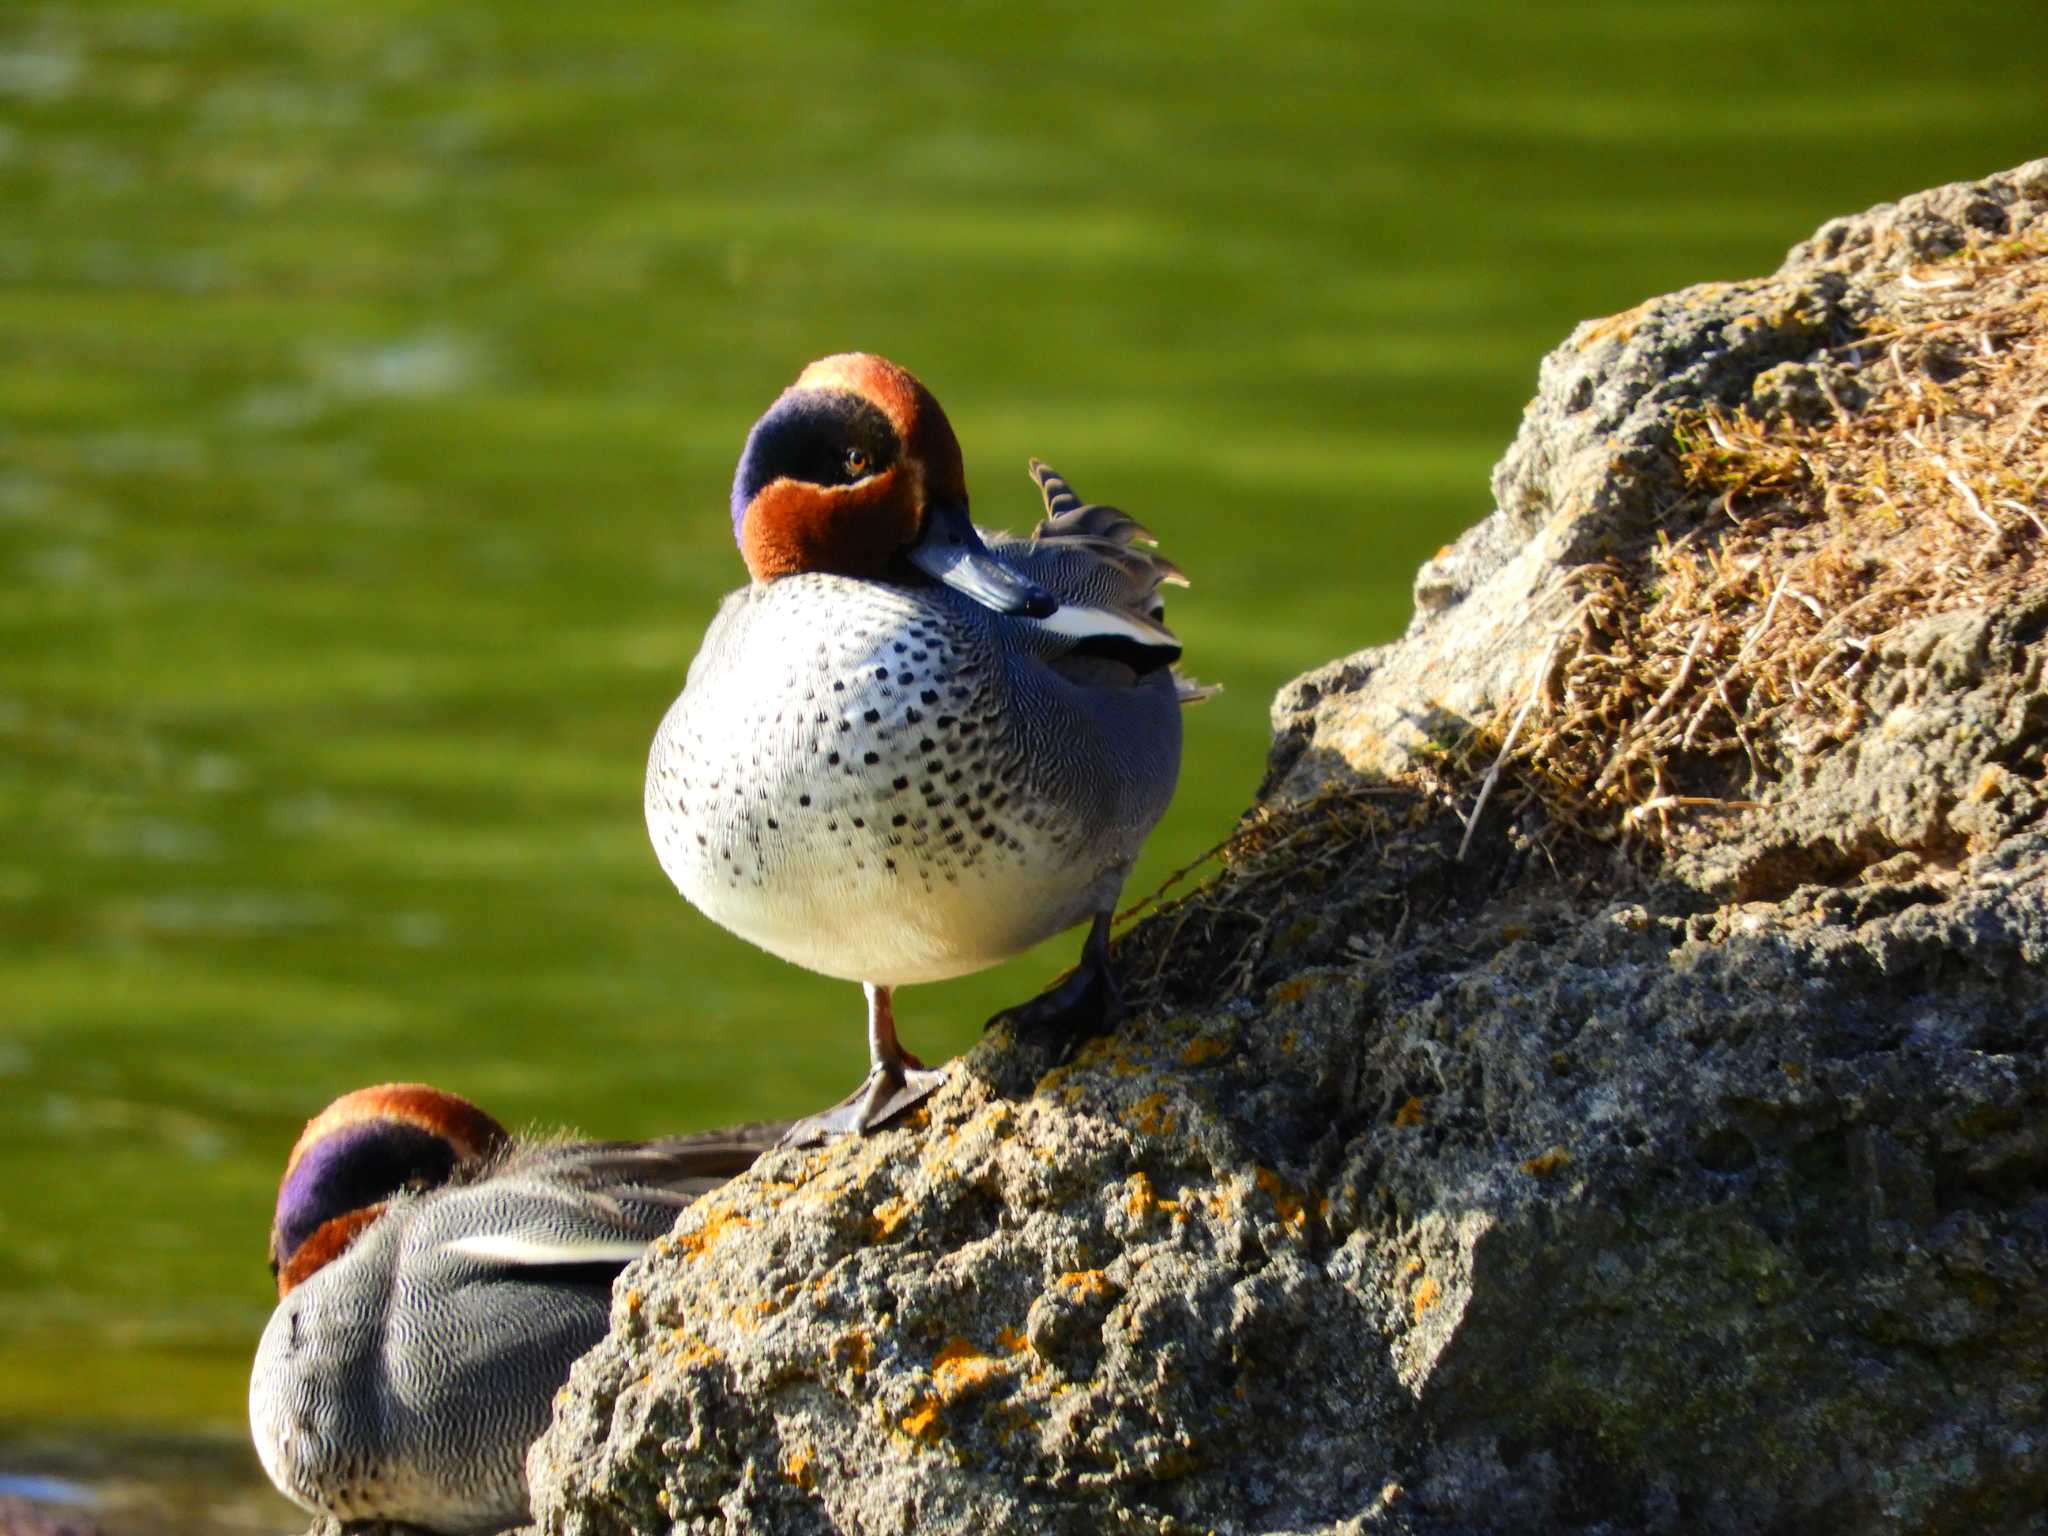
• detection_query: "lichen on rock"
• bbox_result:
[526,161,2048,1536]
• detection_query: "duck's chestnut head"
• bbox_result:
[268,1083,509,1295]
[730,354,1054,617]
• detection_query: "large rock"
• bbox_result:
[525,162,2048,1536]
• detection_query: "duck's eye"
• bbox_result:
[843,447,871,478]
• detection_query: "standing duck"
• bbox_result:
[250,1083,780,1535]
[645,354,1205,1143]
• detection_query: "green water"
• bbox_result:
[1,0,2042,1520]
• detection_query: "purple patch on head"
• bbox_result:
[272,1119,457,1270]
[731,412,769,544]
[728,388,903,547]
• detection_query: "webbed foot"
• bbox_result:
[777,1060,948,1147]
[780,983,948,1146]
[985,911,1122,1060]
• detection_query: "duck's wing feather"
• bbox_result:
[991,461,1217,698]
[506,1121,787,1195]
[983,461,1188,675]
[433,1122,785,1272]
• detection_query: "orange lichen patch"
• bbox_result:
[1125,1170,1185,1221]
[899,1395,944,1443]
[1521,1146,1572,1178]
[1128,1092,1176,1136]
[952,1100,1017,1143]
[1577,296,1658,349]
[1783,1060,1806,1081]
[1412,1276,1442,1318]
[1265,974,1322,1007]
[995,1325,1029,1354]
[780,1444,817,1492]
[1055,1269,1117,1302]
[729,1296,782,1334]
[666,1332,721,1369]
[1278,1029,1298,1053]
[1254,1166,1311,1234]
[670,1202,756,1261]
[1394,1096,1427,1128]
[622,1287,643,1314]
[1179,1036,1230,1067]
[833,1330,872,1373]
[1071,1035,1123,1070]
[868,1196,913,1241]
[931,1337,1006,1403]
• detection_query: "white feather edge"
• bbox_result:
[442,1233,651,1267]
[1028,602,1178,651]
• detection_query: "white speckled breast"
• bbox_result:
[646,574,1130,985]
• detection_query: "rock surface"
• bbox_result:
[523,162,2048,1536]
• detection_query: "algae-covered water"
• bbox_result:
[2,0,2043,1524]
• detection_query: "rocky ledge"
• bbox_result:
[524,161,2048,1536]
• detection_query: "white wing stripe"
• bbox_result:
[442,1234,650,1267]
[1029,602,1178,651]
